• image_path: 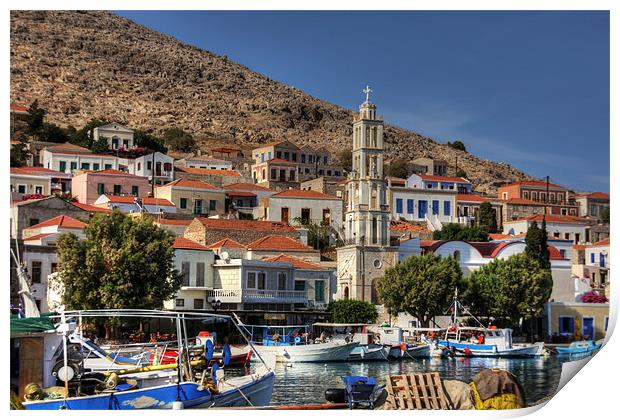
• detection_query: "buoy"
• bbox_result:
[172,401,184,410]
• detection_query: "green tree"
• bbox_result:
[386,159,409,178]
[293,217,332,252]
[328,299,378,324]
[336,149,352,172]
[26,100,45,135]
[447,140,467,152]
[163,128,196,152]
[10,140,29,167]
[432,223,489,242]
[90,137,110,154]
[377,253,463,327]
[477,202,498,233]
[601,206,610,224]
[57,211,182,314]
[134,129,167,153]
[38,122,69,143]
[525,221,550,269]
[456,169,468,179]
[70,119,109,148]
[463,253,553,326]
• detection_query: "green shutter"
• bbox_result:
[59,161,67,172]
[97,183,105,195]
[132,186,139,196]
[180,198,187,209]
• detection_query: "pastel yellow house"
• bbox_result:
[155,178,225,216]
[545,301,610,341]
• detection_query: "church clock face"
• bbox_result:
[373,258,382,269]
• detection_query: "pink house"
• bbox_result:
[71,169,151,204]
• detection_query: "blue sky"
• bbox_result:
[116,11,609,192]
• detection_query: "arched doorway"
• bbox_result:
[343,286,349,300]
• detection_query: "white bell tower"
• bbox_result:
[345,86,389,246]
[336,87,397,304]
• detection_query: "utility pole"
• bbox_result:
[151,150,156,197]
[544,175,549,219]
[455,156,458,177]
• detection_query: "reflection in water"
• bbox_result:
[243,356,584,407]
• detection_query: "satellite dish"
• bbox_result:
[220,251,230,262]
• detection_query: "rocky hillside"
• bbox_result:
[11,10,532,193]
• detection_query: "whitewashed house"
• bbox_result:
[41,143,119,174]
[21,215,87,312]
[91,123,135,150]
[405,174,472,194]
[164,238,215,311]
[584,238,610,294]
[389,183,457,230]
[93,195,177,214]
[129,152,175,185]
[503,214,589,244]
[423,239,573,303]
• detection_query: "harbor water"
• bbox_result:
[235,354,592,407]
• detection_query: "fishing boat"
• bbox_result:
[556,340,601,355]
[239,322,359,363]
[422,290,546,358]
[13,309,276,409]
[313,323,388,361]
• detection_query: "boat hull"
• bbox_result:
[436,340,543,358]
[404,344,431,359]
[250,342,359,363]
[23,371,275,410]
[348,345,389,361]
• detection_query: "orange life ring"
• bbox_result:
[448,326,457,333]
[400,343,407,351]
[489,325,497,330]
[428,332,436,339]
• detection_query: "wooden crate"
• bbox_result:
[385,373,451,410]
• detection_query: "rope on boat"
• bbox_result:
[219,379,254,406]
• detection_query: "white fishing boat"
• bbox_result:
[239,321,359,363]
[422,291,546,358]
[403,344,431,359]
[313,323,389,362]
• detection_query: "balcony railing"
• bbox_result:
[207,289,307,304]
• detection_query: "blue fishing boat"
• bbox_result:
[556,340,601,355]
[13,309,276,410]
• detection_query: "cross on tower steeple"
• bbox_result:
[363,85,372,103]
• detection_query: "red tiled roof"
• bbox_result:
[262,254,325,270]
[246,235,316,252]
[73,202,113,213]
[10,166,69,177]
[390,220,430,233]
[271,189,340,200]
[225,191,256,197]
[387,177,406,186]
[419,174,469,183]
[28,215,87,230]
[162,178,220,190]
[172,237,210,251]
[10,104,29,112]
[489,233,513,240]
[588,238,610,247]
[508,214,590,225]
[142,197,175,206]
[456,194,498,203]
[177,167,241,177]
[205,238,247,249]
[501,180,564,189]
[223,183,274,192]
[586,192,610,200]
[101,195,137,204]
[44,143,92,154]
[23,233,54,242]
[573,244,586,251]
[156,219,192,226]
[196,218,296,231]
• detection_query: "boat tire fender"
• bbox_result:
[325,388,347,404]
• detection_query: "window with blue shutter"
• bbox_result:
[600,253,605,267]
[396,198,403,214]
[432,200,439,215]
[444,201,451,216]
[407,199,414,214]
[591,253,595,263]
[268,152,272,160]
[418,200,428,219]
[261,153,265,162]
